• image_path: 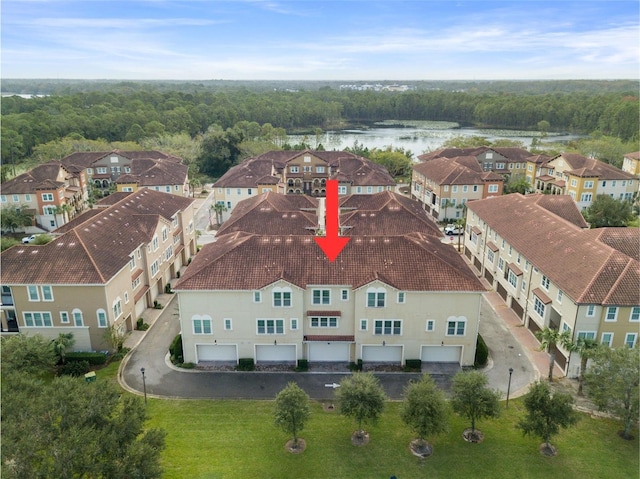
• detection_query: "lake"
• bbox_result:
[288,121,584,156]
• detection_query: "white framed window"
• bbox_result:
[338,186,347,195]
[586,305,595,317]
[193,315,212,334]
[257,318,284,335]
[41,193,54,202]
[624,333,637,348]
[162,227,168,242]
[310,316,338,328]
[601,332,613,346]
[580,193,592,202]
[124,291,129,304]
[253,291,262,303]
[541,275,550,290]
[446,319,466,336]
[366,186,373,193]
[534,297,545,318]
[290,166,299,173]
[72,309,84,326]
[273,287,292,307]
[60,311,70,324]
[23,312,53,327]
[27,285,40,301]
[341,289,349,301]
[112,299,122,319]
[97,309,108,328]
[577,331,596,340]
[132,277,141,290]
[556,290,563,303]
[290,318,298,330]
[630,307,640,322]
[452,185,458,193]
[508,270,518,288]
[224,318,232,330]
[374,319,402,335]
[12,194,19,202]
[397,292,406,304]
[584,180,594,189]
[360,319,368,331]
[605,306,618,322]
[151,260,159,277]
[498,258,504,271]
[312,289,331,305]
[366,287,386,308]
[426,320,435,332]
[487,250,494,262]
[488,184,498,193]
[316,166,325,173]
[1,195,6,203]
[129,256,136,270]
[303,166,312,173]
[152,236,159,251]
[41,285,53,301]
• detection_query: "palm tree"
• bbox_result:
[53,332,75,365]
[211,202,228,227]
[535,327,573,381]
[572,337,599,395]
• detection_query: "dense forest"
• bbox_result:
[1,80,638,171]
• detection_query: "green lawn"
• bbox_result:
[144,398,638,479]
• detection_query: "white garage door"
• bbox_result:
[255,344,296,362]
[197,344,237,362]
[361,345,402,362]
[421,345,462,363]
[308,342,350,362]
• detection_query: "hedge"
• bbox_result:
[66,351,107,366]
[169,334,184,364]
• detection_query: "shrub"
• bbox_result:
[66,351,107,366]
[59,360,91,377]
[296,359,309,372]
[136,317,149,331]
[176,271,181,278]
[180,362,196,369]
[474,334,489,368]
[153,300,163,309]
[164,283,173,294]
[169,334,183,364]
[237,358,255,371]
[405,359,422,371]
[349,359,363,371]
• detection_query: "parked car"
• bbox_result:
[22,235,37,244]
[444,224,464,236]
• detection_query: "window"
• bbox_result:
[97,309,108,328]
[447,319,466,336]
[374,319,402,335]
[586,305,595,317]
[60,311,69,323]
[312,289,331,305]
[152,236,159,251]
[487,250,494,262]
[366,186,373,193]
[360,319,368,331]
[303,166,312,173]
[488,184,498,193]
[570,179,578,187]
[316,166,325,173]
[580,193,592,202]
[72,309,84,326]
[27,285,39,301]
[129,256,136,270]
[496,163,505,169]
[132,277,141,290]
[498,258,505,271]
[1,195,6,203]
[356,186,362,193]
[248,188,252,195]
[624,333,637,348]
[124,292,129,304]
[40,285,53,301]
[601,332,613,346]
[452,186,458,193]
[23,312,53,327]
[541,275,550,290]
[290,318,298,330]
[162,227,168,242]
[605,306,618,322]
[151,260,159,277]
[557,290,563,303]
[577,331,596,340]
[366,288,386,308]
[508,270,518,288]
[112,299,122,319]
[236,189,241,195]
[534,297,545,318]
[462,185,468,193]
[338,186,347,195]
[257,319,284,334]
[224,318,232,330]
[193,315,212,334]
[473,185,479,192]
[341,289,349,301]
[426,320,435,332]
[584,180,594,189]
[12,194,19,202]
[290,166,299,173]
[397,292,405,304]
[41,193,54,202]
[310,316,338,328]
[253,291,262,303]
[273,287,292,307]
[630,307,640,322]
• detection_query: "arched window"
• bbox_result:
[192,314,212,334]
[72,308,84,326]
[96,309,108,328]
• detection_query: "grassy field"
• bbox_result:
[143,396,638,479]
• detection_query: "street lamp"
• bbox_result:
[140,367,147,404]
[506,367,514,408]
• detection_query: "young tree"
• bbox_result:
[450,371,502,442]
[535,327,572,381]
[582,194,634,227]
[52,332,75,365]
[103,325,127,353]
[504,176,533,195]
[1,205,34,233]
[336,372,386,442]
[516,380,579,456]
[584,346,639,440]
[274,382,311,449]
[400,374,449,456]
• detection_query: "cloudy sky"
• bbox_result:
[2,0,638,80]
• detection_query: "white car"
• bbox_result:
[22,235,37,244]
[444,224,464,236]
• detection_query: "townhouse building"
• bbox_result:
[621,151,640,178]
[174,191,485,368]
[0,189,196,351]
[530,153,637,209]
[418,146,534,178]
[411,155,504,221]
[213,150,395,220]
[1,161,89,231]
[463,193,639,377]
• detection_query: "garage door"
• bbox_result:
[421,345,462,363]
[308,342,350,362]
[255,344,296,362]
[197,344,237,362]
[361,345,402,362]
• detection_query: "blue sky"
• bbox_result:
[2,0,638,80]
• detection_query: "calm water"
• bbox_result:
[289,122,583,156]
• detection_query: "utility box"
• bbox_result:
[84,371,96,383]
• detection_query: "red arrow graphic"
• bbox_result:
[315,179,350,262]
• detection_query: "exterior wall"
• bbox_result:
[597,178,636,202]
[92,154,133,181]
[117,182,138,193]
[622,156,640,176]
[147,184,189,197]
[214,187,258,219]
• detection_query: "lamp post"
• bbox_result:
[140,367,147,404]
[506,367,514,408]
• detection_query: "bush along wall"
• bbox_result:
[474,334,489,368]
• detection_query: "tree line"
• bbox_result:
[2,86,638,167]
